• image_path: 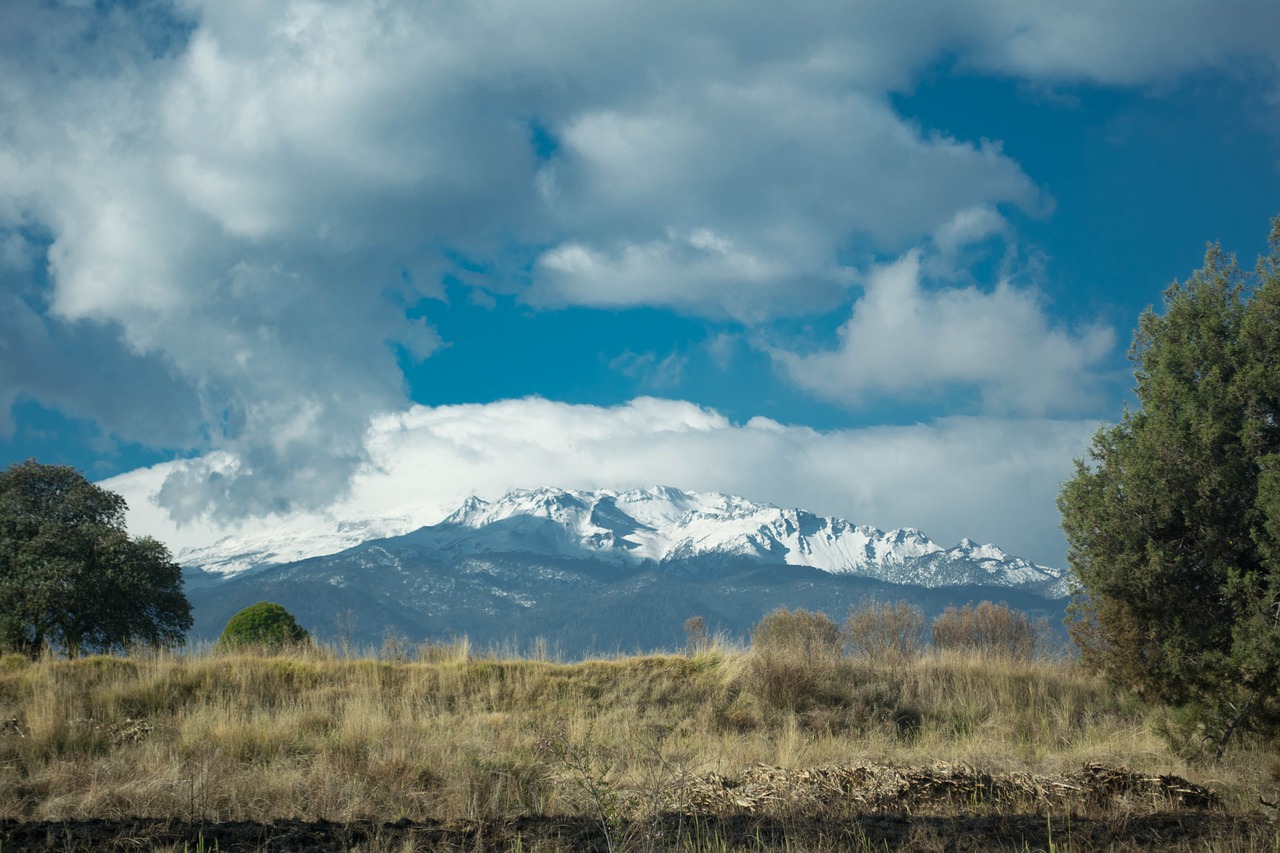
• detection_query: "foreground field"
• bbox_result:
[0,645,1275,851]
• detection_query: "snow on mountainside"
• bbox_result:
[183,486,1070,597]
[180,515,423,576]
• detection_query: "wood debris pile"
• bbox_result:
[0,716,153,744]
[673,761,1219,816]
[1073,761,1219,810]
[74,717,154,745]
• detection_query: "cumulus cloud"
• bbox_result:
[773,250,1117,415]
[6,0,1278,523]
[529,88,1042,320]
[1,1,448,519]
[108,397,1098,568]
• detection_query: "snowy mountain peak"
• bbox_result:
[492,486,1069,593]
[182,485,1069,597]
[445,495,489,522]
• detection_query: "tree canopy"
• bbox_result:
[0,460,192,656]
[1058,218,1280,756]
[218,601,310,649]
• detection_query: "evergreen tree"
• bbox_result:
[1059,218,1280,756]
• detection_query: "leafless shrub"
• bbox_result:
[683,616,710,656]
[748,608,844,712]
[751,608,842,664]
[930,601,1046,659]
[845,597,925,663]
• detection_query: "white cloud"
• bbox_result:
[6,0,1278,521]
[930,206,1010,262]
[0,1,449,518]
[774,250,1116,415]
[108,397,1099,568]
[533,229,852,322]
[966,1,1280,86]
[528,83,1042,320]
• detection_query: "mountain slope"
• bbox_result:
[185,549,1069,657]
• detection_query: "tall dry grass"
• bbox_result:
[0,637,1270,831]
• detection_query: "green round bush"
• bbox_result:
[217,602,310,649]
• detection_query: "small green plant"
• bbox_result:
[216,602,310,650]
[185,831,220,853]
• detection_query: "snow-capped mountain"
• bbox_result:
[184,485,1069,597]
[181,485,1074,653]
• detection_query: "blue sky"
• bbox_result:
[3,1,1279,566]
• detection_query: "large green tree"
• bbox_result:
[0,459,192,657]
[1059,219,1280,757]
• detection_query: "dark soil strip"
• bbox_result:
[0,812,1269,852]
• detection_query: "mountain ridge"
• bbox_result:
[183,485,1069,598]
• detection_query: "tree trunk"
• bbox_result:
[1215,689,1256,761]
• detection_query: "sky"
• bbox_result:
[3,0,1280,568]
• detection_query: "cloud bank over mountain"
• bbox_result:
[109,397,1097,568]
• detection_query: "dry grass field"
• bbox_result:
[0,639,1276,851]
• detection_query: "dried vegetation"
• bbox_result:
[0,620,1276,850]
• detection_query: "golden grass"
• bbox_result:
[0,643,1270,829]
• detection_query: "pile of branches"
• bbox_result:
[677,762,1219,815]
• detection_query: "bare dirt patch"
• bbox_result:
[0,812,1268,852]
